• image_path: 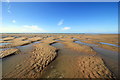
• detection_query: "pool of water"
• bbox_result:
[54,39,64,42]
[16,41,41,53]
[74,41,98,47]
[2,36,8,38]
[0,48,13,52]
[71,38,80,40]
[40,43,88,78]
[33,41,41,44]
[93,47,119,77]
[74,40,119,77]
[2,41,41,76]
[99,42,120,47]
[0,43,11,46]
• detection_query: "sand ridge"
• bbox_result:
[61,41,97,55]
[3,43,58,78]
[75,56,115,78]
[0,48,20,58]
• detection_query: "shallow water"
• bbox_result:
[2,36,8,38]
[16,41,41,53]
[54,39,64,42]
[99,42,120,47]
[0,43,11,46]
[74,40,119,77]
[74,41,98,47]
[41,43,88,78]
[2,41,41,76]
[71,38,80,40]
[93,47,119,77]
[0,48,13,52]
[2,52,31,76]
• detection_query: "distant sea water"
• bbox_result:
[0,33,119,35]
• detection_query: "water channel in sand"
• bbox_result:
[0,43,11,46]
[2,40,119,78]
[74,40,119,77]
[40,43,89,78]
[2,41,41,76]
[99,42,120,47]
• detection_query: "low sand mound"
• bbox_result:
[75,56,115,79]
[0,41,31,48]
[12,37,27,41]
[3,43,58,78]
[0,37,28,43]
[3,37,15,41]
[0,40,11,43]
[0,48,20,58]
[41,37,56,44]
[62,42,97,54]
[80,40,99,45]
[97,44,119,52]
[27,37,42,42]
[59,38,75,42]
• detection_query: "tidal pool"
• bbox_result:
[41,43,88,78]
[2,41,41,76]
[0,43,11,46]
[99,42,120,47]
[74,40,98,47]
[74,40,119,77]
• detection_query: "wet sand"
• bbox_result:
[0,33,119,79]
[41,43,115,78]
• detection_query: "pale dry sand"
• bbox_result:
[2,37,15,41]
[0,48,20,58]
[61,41,97,55]
[0,40,31,48]
[27,37,42,42]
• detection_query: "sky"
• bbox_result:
[1,2,118,33]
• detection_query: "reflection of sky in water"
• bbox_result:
[74,41,98,47]
[99,42,120,47]
[0,49,2,52]
[0,43,11,46]
[0,48,12,52]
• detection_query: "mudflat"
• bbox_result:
[0,33,119,79]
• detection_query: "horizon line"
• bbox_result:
[2,0,120,2]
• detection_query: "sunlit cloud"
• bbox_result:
[1,25,47,33]
[6,0,12,14]
[12,20,16,23]
[6,0,10,3]
[62,27,71,30]
[8,5,11,14]
[22,25,46,32]
[58,19,64,26]
[8,10,11,13]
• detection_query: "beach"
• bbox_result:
[0,33,119,79]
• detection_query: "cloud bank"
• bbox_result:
[62,27,71,30]
[12,20,16,23]
[1,25,47,33]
